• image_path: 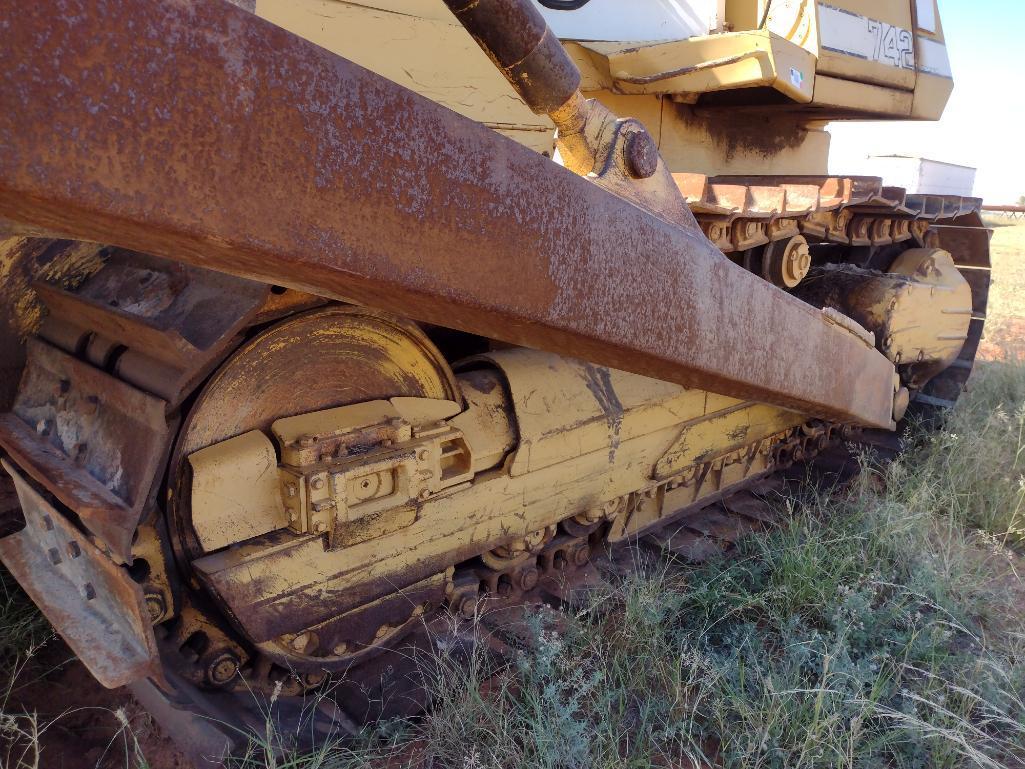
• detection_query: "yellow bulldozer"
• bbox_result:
[0,0,989,761]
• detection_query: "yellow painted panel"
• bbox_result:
[817,51,916,92]
[254,0,550,132]
[588,31,816,103]
[911,71,953,121]
[832,0,913,28]
[812,75,912,117]
[475,348,709,477]
[189,430,288,552]
[815,1,917,90]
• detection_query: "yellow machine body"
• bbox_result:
[256,0,953,174]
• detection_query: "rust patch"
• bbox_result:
[671,101,810,164]
[1,338,172,561]
[0,238,104,410]
[582,363,624,463]
[0,461,160,688]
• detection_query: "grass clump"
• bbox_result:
[0,564,53,769]
[0,564,51,686]
[892,361,1025,543]
[235,362,1025,769]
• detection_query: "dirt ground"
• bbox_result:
[4,218,1025,769]
[3,638,191,769]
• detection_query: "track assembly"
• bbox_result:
[0,0,993,763]
[0,190,989,757]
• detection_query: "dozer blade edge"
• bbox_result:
[0,0,895,428]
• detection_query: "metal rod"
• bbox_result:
[442,0,582,116]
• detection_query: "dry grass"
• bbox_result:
[982,218,1025,343]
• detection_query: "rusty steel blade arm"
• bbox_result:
[0,0,895,428]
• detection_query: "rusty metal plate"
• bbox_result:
[0,338,172,561]
[0,0,895,428]
[32,248,268,407]
[0,461,160,688]
[0,237,105,412]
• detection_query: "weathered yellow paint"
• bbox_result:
[273,401,400,452]
[911,72,954,121]
[189,430,287,552]
[251,0,955,175]
[873,248,973,371]
[253,0,556,154]
[655,402,805,480]
[581,30,816,103]
[813,74,913,117]
[447,370,517,474]
[816,1,915,90]
[190,349,805,643]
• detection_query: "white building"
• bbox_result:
[865,155,977,197]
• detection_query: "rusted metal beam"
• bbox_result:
[0,0,896,428]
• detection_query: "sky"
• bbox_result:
[827,0,1025,203]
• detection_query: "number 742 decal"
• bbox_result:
[867,19,915,69]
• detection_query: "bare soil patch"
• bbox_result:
[4,636,188,769]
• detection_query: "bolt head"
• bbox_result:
[145,593,166,622]
[572,544,591,566]
[207,652,239,685]
[457,594,477,619]
[624,130,659,179]
[519,567,540,591]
